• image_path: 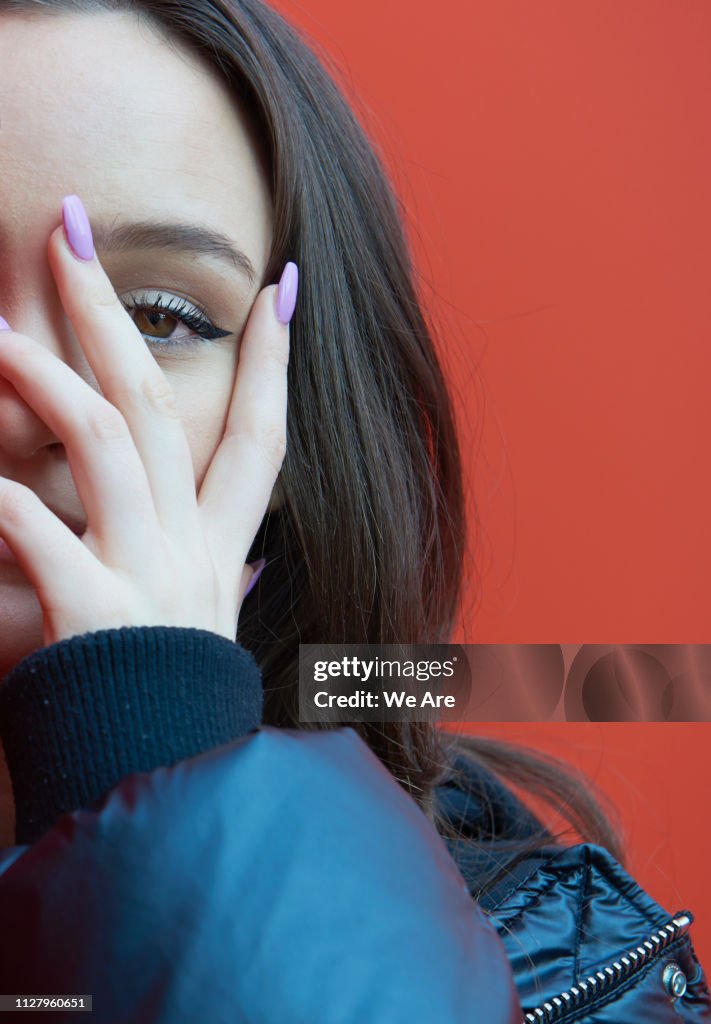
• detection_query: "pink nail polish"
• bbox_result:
[62,194,95,261]
[0,316,11,331]
[244,558,267,598]
[275,262,299,325]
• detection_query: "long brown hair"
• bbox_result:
[3,0,624,877]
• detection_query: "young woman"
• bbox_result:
[0,1,707,1021]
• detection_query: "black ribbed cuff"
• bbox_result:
[0,626,263,845]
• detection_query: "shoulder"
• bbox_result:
[486,842,709,1021]
[0,727,526,1024]
[435,762,710,1022]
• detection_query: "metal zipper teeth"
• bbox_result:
[522,911,693,1024]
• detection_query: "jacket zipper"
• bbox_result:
[522,910,693,1023]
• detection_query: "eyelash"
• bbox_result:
[120,290,233,351]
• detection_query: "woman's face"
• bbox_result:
[0,9,274,676]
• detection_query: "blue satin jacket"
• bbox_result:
[0,626,708,1023]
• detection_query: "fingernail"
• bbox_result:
[244,558,267,598]
[0,316,11,331]
[275,262,299,325]
[62,194,95,261]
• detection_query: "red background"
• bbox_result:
[273,0,711,965]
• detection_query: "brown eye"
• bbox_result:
[132,307,177,341]
[120,290,233,351]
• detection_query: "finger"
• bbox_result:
[0,476,105,637]
[197,268,294,568]
[46,195,200,541]
[0,328,158,568]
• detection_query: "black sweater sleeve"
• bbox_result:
[0,626,263,845]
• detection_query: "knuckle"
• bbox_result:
[137,372,181,419]
[267,342,290,372]
[85,403,129,444]
[225,420,287,472]
[261,340,290,378]
[0,483,36,526]
[88,281,122,312]
[260,425,288,470]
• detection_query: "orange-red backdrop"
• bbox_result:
[274,0,711,966]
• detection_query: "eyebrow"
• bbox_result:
[91,218,257,285]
